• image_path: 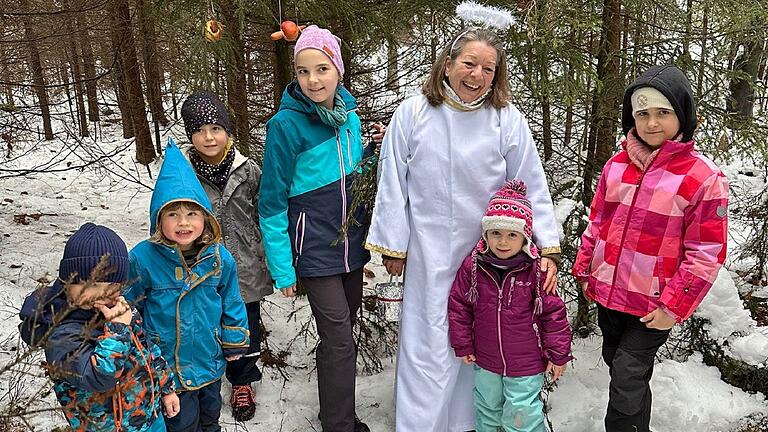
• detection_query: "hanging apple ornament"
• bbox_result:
[270,20,305,42]
[204,19,224,42]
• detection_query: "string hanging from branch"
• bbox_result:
[269,0,305,41]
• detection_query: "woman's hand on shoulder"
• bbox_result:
[540,257,558,294]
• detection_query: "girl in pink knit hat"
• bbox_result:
[448,180,572,432]
[259,25,378,432]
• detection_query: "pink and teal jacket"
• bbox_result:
[573,135,728,322]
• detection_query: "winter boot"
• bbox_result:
[230,384,256,422]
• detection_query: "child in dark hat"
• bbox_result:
[19,223,179,431]
[573,64,729,432]
[180,91,272,422]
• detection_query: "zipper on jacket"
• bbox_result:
[479,266,513,376]
[335,129,351,273]
[346,129,353,167]
[294,212,306,265]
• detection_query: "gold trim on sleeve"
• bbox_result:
[365,242,407,259]
[540,246,561,256]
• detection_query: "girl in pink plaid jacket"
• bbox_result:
[573,65,728,432]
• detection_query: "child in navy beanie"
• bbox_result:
[19,223,180,431]
[58,222,130,284]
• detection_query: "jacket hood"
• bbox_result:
[149,138,221,240]
[622,65,697,142]
[279,81,357,115]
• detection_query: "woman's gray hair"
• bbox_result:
[422,27,511,109]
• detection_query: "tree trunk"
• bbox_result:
[273,39,292,112]
[109,0,155,164]
[696,3,710,97]
[64,3,89,138]
[727,38,762,120]
[75,12,99,122]
[109,20,134,138]
[583,0,622,205]
[136,0,168,125]
[576,0,623,334]
[0,41,13,109]
[387,38,399,92]
[535,0,552,161]
[221,1,250,155]
[21,0,54,140]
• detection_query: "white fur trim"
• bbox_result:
[482,216,526,233]
[456,2,515,30]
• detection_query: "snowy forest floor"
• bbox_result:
[0,125,766,431]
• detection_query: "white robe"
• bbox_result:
[366,95,560,432]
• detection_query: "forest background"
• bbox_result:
[1,0,767,430]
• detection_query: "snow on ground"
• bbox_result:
[1,127,766,431]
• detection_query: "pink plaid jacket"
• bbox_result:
[573,138,728,322]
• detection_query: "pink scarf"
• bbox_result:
[625,129,661,172]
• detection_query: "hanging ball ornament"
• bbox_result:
[270,20,305,42]
[204,19,224,42]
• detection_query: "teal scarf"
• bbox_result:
[315,92,348,128]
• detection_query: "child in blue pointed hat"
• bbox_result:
[125,138,250,432]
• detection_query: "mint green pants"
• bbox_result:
[474,366,546,432]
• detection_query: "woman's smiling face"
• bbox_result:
[444,41,497,103]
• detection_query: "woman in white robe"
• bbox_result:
[365,27,562,432]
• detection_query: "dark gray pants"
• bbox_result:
[301,267,363,432]
[598,304,670,432]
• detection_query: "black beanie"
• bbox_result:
[58,223,129,284]
[622,65,697,142]
[181,91,232,142]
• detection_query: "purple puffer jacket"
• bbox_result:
[448,252,573,377]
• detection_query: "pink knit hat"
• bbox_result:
[293,25,344,78]
[480,179,538,259]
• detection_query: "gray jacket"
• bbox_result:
[192,148,273,303]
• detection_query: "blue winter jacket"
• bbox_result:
[19,282,175,432]
[126,140,249,391]
[259,82,371,289]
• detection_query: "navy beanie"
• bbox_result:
[58,223,129,284]
[181,91,232,142]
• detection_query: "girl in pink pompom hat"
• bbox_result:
[448,180,573,432]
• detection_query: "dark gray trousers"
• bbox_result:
[301,267,363,432]
[598,304,671,432]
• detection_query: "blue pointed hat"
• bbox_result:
[149,138,220,237]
